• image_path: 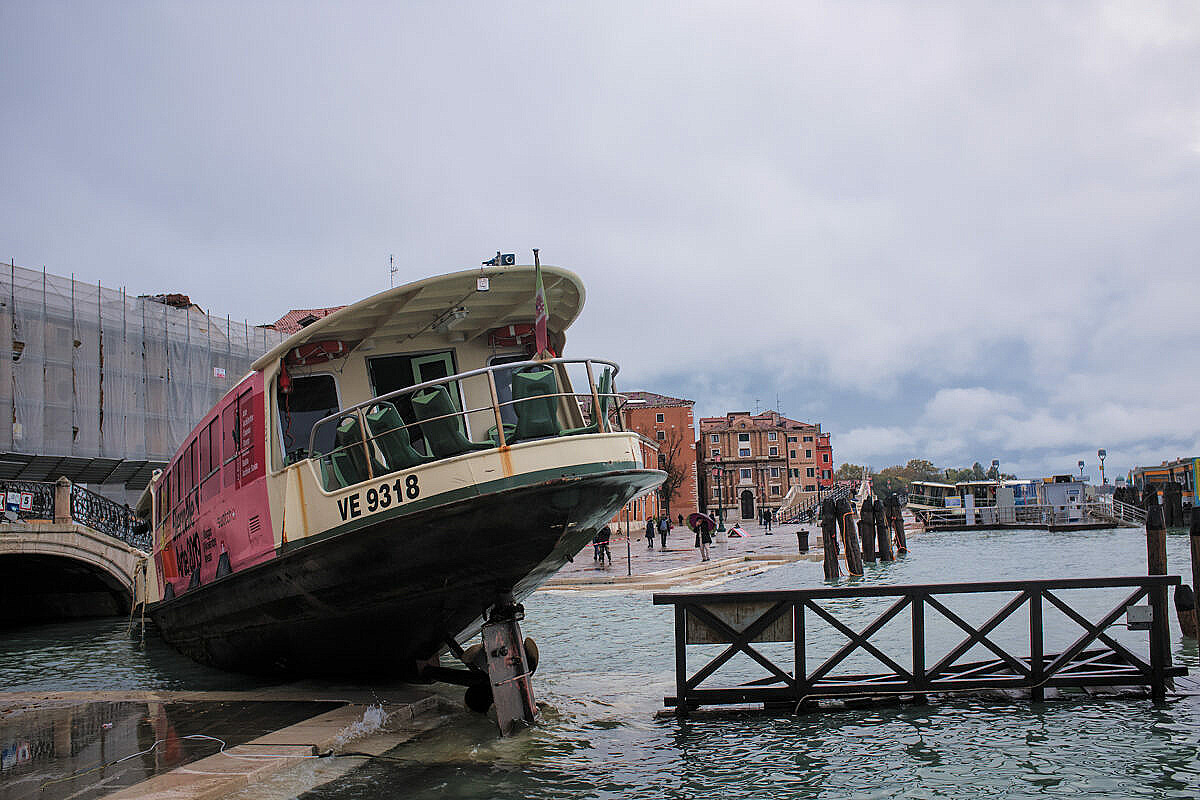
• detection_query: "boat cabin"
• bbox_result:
[144,264,647,603]
[907,481,960,509]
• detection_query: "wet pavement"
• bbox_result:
[552,520,817,580]
[0,700,339,800]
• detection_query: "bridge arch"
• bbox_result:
[0,523,146,626]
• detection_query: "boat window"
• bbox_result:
[367,351,462,446]
[278,374,340,463]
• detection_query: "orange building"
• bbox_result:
[620,391,698,522]
[697,410,829,522]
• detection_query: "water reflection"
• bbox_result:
[0,701,337,800]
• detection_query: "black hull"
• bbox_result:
[149,468,659,677]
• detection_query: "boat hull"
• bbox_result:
[148,467,659,676]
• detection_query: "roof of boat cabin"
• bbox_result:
[252,264,585,371]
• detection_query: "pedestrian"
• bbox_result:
[677,513,683,526]
[645,517,655,549]
[659,516,669,548]
[765,510,772,532]
[592,529,603,561]
[693,520,712,562]
[597,524,612,566]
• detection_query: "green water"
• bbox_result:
[2,527,1197,798]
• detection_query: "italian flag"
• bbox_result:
[534,255,548,357]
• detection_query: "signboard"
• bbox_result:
[19,492,32,511]
[213,366,227,379]
[684,601,793,644]
[5,491,20,512]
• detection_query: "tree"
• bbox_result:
[971,462,986,480]
[655,429,690,522]
[834,462,866,481]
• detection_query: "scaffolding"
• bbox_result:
[0,262,286,498]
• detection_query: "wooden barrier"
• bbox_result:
[657,575,1187,714]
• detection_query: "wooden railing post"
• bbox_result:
[911,590,926,702]
[53,476,72,525]
[675,605,688,717]
[1029,589,1044,702]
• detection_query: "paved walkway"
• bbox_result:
[544,519,824,590]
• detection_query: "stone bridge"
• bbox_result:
[0,521,150,626]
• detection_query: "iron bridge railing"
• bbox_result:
[70,483,150,550]
[0,478,148,551]
[655,575,1185,714]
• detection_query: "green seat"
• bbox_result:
[411,386,493,459]
[511,367,562,441]
[365,402,431,471]
[563,367,613,436]
[487,423,517,446]
[332,415,372,486]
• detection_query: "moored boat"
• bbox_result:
[136,260,663,677]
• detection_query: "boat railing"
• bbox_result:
[923,502,1126,528]
[306,357,628,491]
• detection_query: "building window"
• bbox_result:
[739,447,751,458]
[770,467,779,477]
[767,431,777,441]
[710,433,719,443]
[711,449,719,458]
[805,484,816,491]
[823,453,830,462]
[740,468,751,480]
[769,446,778,457]
[656,412,664,423]
[790,450,797,459]
[822,469,831,480]
[656,430,666,441]
[714,487,720,499]
[787,436,797,443]
[770,485,781,496]
[806,467,815,478]
[803,435,813,442]
[738,433,750,442]
[805,449,812,458]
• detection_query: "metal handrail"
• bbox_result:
[306,356,624,473]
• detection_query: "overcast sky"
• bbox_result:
[3,1,1199,481]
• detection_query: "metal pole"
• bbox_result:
[626,504,631,577]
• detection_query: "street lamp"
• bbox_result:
[1098,449,1107,484]
[1078,460,1085,480]
[713,463,726,532]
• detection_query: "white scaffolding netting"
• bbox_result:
[0,262,287,464]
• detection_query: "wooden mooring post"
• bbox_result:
[874,497,894,562]
[858,497,876,563]
[836,497,863,577]
[1177,510,1200,639]
[885,493,907,554]
[1145,502,1172,702]
[819,499,841,580]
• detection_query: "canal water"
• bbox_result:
[3,527,1198,798]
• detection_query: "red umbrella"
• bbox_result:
[688,512,717,533]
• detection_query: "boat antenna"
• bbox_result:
[389,254,397,288]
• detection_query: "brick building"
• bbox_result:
[620,392,698,521]
[696,410,829,522]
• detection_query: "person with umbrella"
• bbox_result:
[689,512,716,562]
